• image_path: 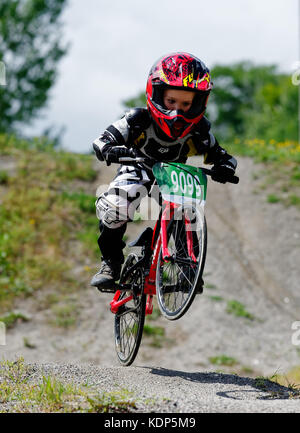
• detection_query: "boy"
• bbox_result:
[91,52,237,290]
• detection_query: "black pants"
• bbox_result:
[97,221,127,264]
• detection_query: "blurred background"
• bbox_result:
[1,0,300,396]
[0,0,299,152]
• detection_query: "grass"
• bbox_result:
[0,357,140,413]
[209,355,238,367]
[254,370,300,398]
[225,138,300,209]
[143,324,166,348]
[288,194,300,207]
[227,138,300,164]
[267,194,280,204]
[209,295,224,302]
[50,300,79,329]
[204,282,218,290]
[86,389,137,413]
[0,133,99,314]
[0,311,30,329]
[23,337,37,349]
[270,366,300,394]
[0,170,8,184]
[226,300,255,321]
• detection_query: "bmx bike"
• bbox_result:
[101,158,239,366]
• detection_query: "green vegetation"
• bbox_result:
[0,134,98,314]
[209,355,238,367]
[0,311,30,329]
[143,323,166,348]
[254,375,274,391]
[270,366,300,393]
[23,337,37,349]
[0,357,139,412]
[209,295,223,302]
[86,389,137,413]
[0,0,68,138]
[50,299,79,329]
[267,194,280,204]
[0,170,8,184]
[204,282,218,290]
[208,62,297,143]
[226,300,255,321]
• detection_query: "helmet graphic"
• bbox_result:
[146,52,212,139]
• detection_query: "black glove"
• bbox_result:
[93,142,104,161]
[211,163,236,184]
[104,146,138,165]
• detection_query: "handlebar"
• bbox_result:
[119,157,146,163]
[118,157,239,184]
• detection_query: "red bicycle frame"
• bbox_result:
[110,199,194,316]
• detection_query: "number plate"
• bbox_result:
[152,162,207,205]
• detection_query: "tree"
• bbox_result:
[123,92,146,109]
[207,62,298,142]
[0,0,68,134]
[123,62,298,143]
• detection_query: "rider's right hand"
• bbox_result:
[104,147,138,165]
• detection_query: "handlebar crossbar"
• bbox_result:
[118,157,239,184]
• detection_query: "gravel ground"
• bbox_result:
[1,156,300,413]
[1,363,300,413]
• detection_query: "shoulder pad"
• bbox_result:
[125,108,151,130]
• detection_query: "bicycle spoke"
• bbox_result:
[175,262,193,288]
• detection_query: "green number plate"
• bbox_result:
[152,162,207,205]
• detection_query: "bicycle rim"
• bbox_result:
[114,255,146,366]
[156,206,207,320]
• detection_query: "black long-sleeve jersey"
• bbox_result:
[92,108,237,172]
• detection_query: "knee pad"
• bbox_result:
[95,193,129,229]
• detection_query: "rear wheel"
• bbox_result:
[156,205,207,320]
[114,254,146,366]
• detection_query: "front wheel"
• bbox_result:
[114,254,146,366]
[156,205,207,320]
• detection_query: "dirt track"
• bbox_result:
[1,156,300,412]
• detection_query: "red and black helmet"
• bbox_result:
[146,52,212,139]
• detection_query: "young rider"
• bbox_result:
[90,52,237,290]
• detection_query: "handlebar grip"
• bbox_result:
[201,167,239,184]
[226,175,239,184]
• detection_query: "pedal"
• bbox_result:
[97,283,131,293]
[97,286,116,293]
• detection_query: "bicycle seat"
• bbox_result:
[129,227,153,247]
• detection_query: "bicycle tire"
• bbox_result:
[156,205,207,320]
[114,254,146,366]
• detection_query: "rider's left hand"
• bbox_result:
[211,163,236,183]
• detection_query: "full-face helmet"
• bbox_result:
[146,52,212,139]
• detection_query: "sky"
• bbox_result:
[26,0,299,153]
